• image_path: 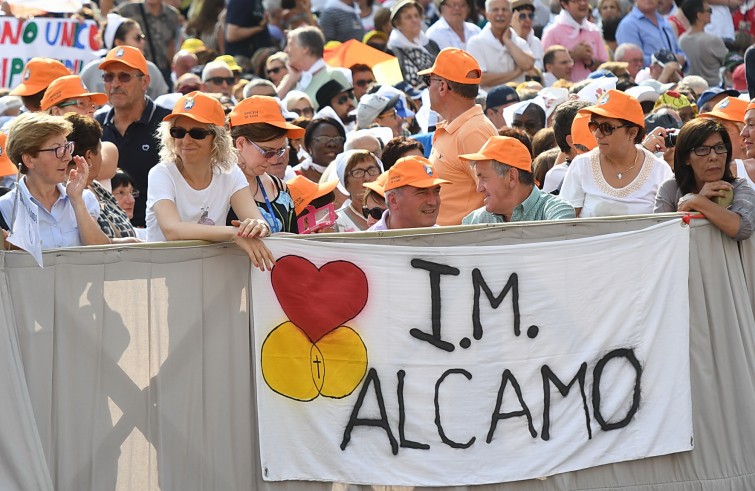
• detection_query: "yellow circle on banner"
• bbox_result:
[317,326,368,399]
[261,321,319,401]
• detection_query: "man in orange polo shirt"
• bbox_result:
[418,48,497,226]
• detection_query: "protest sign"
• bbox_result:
[252,220,693,486]
[0,17,100,88]
[7,179,42,267]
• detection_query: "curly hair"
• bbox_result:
[157,121,237,172]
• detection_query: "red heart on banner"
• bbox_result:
[271,256,369,342]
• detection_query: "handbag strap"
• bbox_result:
[138,3,159,68]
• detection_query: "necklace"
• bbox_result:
[614,149,640,180]
[349,203,367,224]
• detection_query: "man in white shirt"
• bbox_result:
[542,45,574,87]
[466,0,535,90]
[427,0,481,50]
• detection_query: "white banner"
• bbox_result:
[7,181,42,267]
[252,220,693,487]
[0,17,100,88]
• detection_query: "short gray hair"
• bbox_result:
[201,61,232,82]
[613,43,642,62]
[243,79,278,99]
[289,26,325,59]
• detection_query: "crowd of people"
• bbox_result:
[1,0,755,268]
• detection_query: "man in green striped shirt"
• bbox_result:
[460,136,575,224]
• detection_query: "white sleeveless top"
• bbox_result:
[735,159,755,189]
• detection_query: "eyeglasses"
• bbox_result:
[517,11,535,20]
[113,189,140,199]
[291,106,315,117]
[132,33,146,41]
[692,144,727,156]
[334,93,354,105]
[312,136,345,146]
[588,120,628,135]
[206,76,235,86]
[248,139,287,159]
[169,126,213,140]
[57,98,96,109]
[423,75,444,86]
[38,141,74,159]
[362,206,384,219]
[267,66,285,75]
[348,166,381,179]
[355,78,375,87]
[102,72,145,83]
[703,7,713,13]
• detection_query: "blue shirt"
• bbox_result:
[0,178,101,249]
[616,7,685,67]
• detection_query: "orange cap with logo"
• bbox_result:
[571,112,597,153]
[99,46,149,75]
[0,131,17,177]
[228,96,306,138]
[459,136,533,172]
[700,96,748,123]
[10,58,71,96]
[417,48,482,85]
[40,75,108,111]
[384,156,450,191]
[286,175,339,215]
[578,89,645,128]
[163,91,226,126]
[363,171,388,197]
[747,100,755,113]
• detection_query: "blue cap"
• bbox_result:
[588,69,616,79]
[394,81,422,100]
[486,84,519,108]
[697,87,740,110]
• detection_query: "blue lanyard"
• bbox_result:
[256,176,281,233]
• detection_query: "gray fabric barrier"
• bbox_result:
[1,216,754,491]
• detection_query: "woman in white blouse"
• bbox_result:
[560,90,673,217]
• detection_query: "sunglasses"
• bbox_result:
[355,78,375,87]
[335,93,353,105]
[248,139,287,159]
[133,33,146,41]
[362,206,384,220]
[517,11,535,20]
[267,66,285,75]
[206,76,235,86]
[38,141,74,159]
[588,121,628,135]
[312,136,345,146]
[57,98,95,109]
[169,126,212,140]
[291,106,315,117]
[102,72,144,83]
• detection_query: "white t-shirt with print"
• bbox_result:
[146,162,249,242]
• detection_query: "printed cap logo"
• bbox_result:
[23,69,31,81]
[599,94,610,105]
[141,144,150,151]
[0,146,3,157]
[720,98,730,109]
[116,48,125,58]
[424,165,433,176]
[184,97,195,110]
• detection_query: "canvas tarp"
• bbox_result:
[1,215,754,490]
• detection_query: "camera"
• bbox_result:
[664,129,679,148]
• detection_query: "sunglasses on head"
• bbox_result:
[355,78,375,87]
[362,206,384,219]
[587,120,628,136]
[206,76,235,85]
[169,126,212,140]
[102,72,144,83]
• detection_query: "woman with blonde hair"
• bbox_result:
[147,91,274,270]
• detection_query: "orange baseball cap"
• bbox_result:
[747,100,755,113]
[417,48,482,85]
[10,58,71,96]
[700,96,748,124]
[163,91,226,126]
[384,156,449,191]
[286,175,339,215]
[0,131,17,177]
[228,96,306,138]
[99,46,149,75]
[578,89,645,128]
[40,75,108,111]
[571,112,597,153]
[363,170,388,197]
[459,136,532,172]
